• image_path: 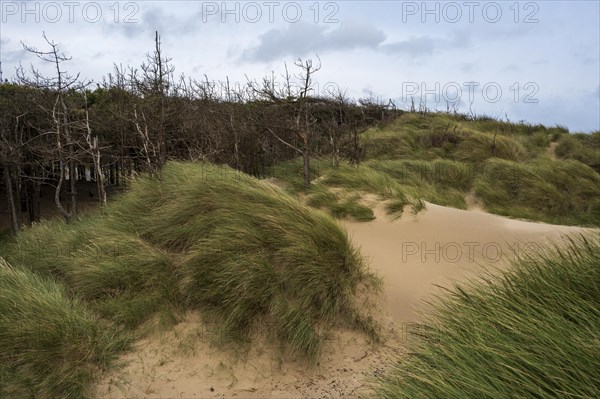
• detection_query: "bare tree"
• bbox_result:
[82,91,107,206]
[248,57,322,187]
[132,31,175,173]
[0,111,26,234]
[19,32,85,223]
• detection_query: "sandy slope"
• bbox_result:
[94,204,597,399]
[342,202,595,323]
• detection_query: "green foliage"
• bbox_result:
[377,238,600,399]
[0,258,130,399]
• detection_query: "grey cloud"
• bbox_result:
[101,9,156,38]
[449,30,471,48]
[460,63,474,72]
[0,40,27,64]
[241,22,471,62]
[582,57,599,66]
[241,24,471,61]
[501,64,521,72]
[381,30,470,57]
[102,6,201,39]
[381,36,435,57]
[241,22,385,62]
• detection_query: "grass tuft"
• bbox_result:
[0,257,130,399]
[475,158,600,225]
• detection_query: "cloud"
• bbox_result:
[381,36,435,57]
[0,40,27,64]
[381,30,470,57]
[460,63,474,73]
[501,64,521,72]
[241,22,472,62]
[241,22,385,62]
[102,6,203,39]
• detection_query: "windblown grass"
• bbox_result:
[453,131,525,163]
[306,187,375,221]
[3,162,379,363]
[271,112,599,226]
[555,132,600,172]
[0,257,130,399]
[475,158,600,225]
[377,237,600,399]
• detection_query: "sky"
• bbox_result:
[1,0,599,132]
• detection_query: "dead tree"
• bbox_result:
[19,32,84,223]
[82,91,107,206]
[0,112,25,234]
[248,57,322,187]
[132,31,175,173]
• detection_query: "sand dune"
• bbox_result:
[343,202,595,323]
[95,204,597,398]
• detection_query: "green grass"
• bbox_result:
[306,187,375,221]
[323,163,404,199]
[367,159,471,209]
[3,162,379,365]
[270,157,331,193]
[453,131,525,163]
[270,112,599,226]
[0,257,131,399]
[275,158,468,214]
[377,237,600,399]
[555,132,600,172]
[475,158,600,226]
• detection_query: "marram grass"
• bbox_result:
[273,112,600,226]
[0,257,130,399]
[475,158,600,226]
[3,162,379,363]
[377,237,600,399]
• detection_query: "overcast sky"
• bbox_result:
[1,1,599,132]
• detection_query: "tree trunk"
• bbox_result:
[303,146,311,187]
[69,157,77,216]
[94,145,107,206]
[32,180,41,223]
[55,159,72,224]
[4,165,21,235]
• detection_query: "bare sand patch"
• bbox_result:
[343,201,596,323]
[94,309,403,399]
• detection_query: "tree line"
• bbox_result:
[0,32,399,234]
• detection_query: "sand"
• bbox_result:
[94,203,597,398]
[342,202,595,323]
